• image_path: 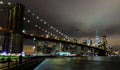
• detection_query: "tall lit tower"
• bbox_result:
[95,31,99,47]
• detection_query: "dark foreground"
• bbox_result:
[34,56,120,70]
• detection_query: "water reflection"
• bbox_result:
[34,56,120,70]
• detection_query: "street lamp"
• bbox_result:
[0,1,3,4]
[7,2,11,5]
[0,26,3,31]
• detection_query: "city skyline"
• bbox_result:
[1,0,120,50]
[0,1,120,70]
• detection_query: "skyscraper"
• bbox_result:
[87,38,92,46]
[95,31,99,47]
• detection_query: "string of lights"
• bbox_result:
[0,0,75,42]
[24,9,74,42]
[0,1,13,6]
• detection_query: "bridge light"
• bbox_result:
[44,22,47,24]
[40,19,43,22]
[53,28,55,30]
[39,27,41,29]
[33,37,36,41]
[45,30,47,32]
[30,34,34,36]
[42,29,44,31]
[22,30,26,33]
[7,2,11,5]
[59,31,61,34]
[50,33,53,36]
[46,35,49,38]
[32,13,35,16]
[50,26,53,29]
[0,26,3,30]
[56,30,58,32]
[36,16,39,19]
[48,32,50,34]
[10,30,13,32]
[41,35,44,37]
[27,10,30,12]
[65,36,68,39]
[35,25,38,27]
[55,36,58,39]
[61,33,63,35]
[53,34,55,37]
[0,1,3,4]
[23,17,26,20]
[27,20,30,23]
[63,38,66,41]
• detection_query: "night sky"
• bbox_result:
[2,0,120,50]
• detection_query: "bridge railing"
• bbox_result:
[0,56,27,69]
[0,55,45,70]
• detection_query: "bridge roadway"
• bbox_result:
[0,28,112,56]
[23,33,112,55]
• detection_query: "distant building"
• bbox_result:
[87,38,92,46]
[109,44,113,51]
[95,30,99,47]
[82,40,87,45]
[101,35,108,50]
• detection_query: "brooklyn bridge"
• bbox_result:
[0,1,119,70]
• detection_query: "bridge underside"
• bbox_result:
[97,49,106,56]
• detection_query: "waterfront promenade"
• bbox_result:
[0,56,45,70]
[34,56,120,70]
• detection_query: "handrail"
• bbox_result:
[0,56,45,70]
[0,57,29,69]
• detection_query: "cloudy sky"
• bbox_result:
[1,0,120,50]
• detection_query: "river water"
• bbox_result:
[34,56,120,70]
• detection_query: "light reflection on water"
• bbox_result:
[34,56,120,70]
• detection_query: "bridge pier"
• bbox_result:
[2,3,25,53]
